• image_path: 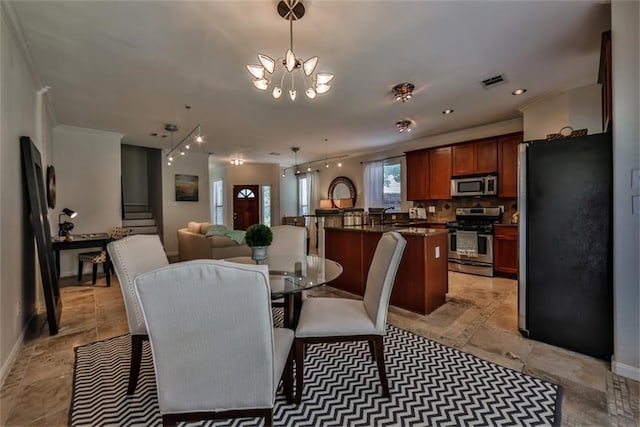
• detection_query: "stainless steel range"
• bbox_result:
[447,207,501,277]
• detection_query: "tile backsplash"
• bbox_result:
[413,197,518,224]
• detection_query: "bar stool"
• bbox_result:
[78,227,129,284]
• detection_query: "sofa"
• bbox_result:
[177,222,251,261]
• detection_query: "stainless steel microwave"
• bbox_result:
[451,175,498,197]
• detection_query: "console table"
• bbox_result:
[52,233,111,286]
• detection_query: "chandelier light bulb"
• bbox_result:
[305,87,317,99]
[315,84,331,94]
[307,166,311,172]
[246,64,265,79]
[325,163,329,168]
[167,161,172,166]
[253,79,269,90]
[316,73,334,85]
[258,54,276,74]
[282,172,286,178]
[196,135,203,143]
[180,150,185,156]
[272,87,282,99]
[303,56,318,76]
[285,49,297,72]
[185,144,190,150]
[338,162,342,167]
[168,156,174,162]
[289,89,297,101]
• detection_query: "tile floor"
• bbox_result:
[1,271,638,426]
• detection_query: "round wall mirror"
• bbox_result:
[328,176,356,208]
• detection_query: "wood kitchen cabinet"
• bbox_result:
[325,229,363,295]
[494,225,518,277]
[405,149,430,201]
[452,138,497,176]
[429,146,452,199]
[498,132,523,198]
[325,227,449,315]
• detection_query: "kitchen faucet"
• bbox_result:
[381,207,393,223]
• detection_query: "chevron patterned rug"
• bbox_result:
[71,318,562,426]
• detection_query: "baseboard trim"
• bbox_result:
[0,314,35,387]
[612,359,640,381]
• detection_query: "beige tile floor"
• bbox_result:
[1,271,638,426]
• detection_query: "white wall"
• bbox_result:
[521,84,603,140]
[52,125,123,277]
[611,0,639,381]
[163,152,210,255]
[0,1,53,383]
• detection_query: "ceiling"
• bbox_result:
[10,1,610,167]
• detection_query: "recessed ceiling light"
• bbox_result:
[442,109,454,115]
[512,88,527,95]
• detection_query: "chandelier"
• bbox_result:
[392,82,415,102]
[396,119,414,133]
[246,0,334,101]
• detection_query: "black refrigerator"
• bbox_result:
[517,132,613,360]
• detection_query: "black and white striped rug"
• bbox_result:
[71,320,562,426]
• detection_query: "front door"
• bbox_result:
[233,185,260,230]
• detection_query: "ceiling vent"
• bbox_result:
[480,74,506,89]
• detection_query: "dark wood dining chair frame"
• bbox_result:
[294,334,388,404]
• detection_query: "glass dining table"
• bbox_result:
[225,254,343,329]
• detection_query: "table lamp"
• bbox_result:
[58,208,78,237]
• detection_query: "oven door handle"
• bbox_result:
[448,258,492,267]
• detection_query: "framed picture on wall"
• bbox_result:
[175,174,199,201]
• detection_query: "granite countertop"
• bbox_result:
[325,224,448,236]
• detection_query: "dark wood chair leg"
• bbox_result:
[368,340,376,361]
[264,409,274,427]
[161,415,175,427]
[103,260,109,275]
[78,260,83,281]
[91,263,98,284]
[294,339,305,404]
[128,335,144,395]
[373,335,390,397]
[283,346,293,404]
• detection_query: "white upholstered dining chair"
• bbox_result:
[294,231,406,404]
[269,225,307,258]
[268,225,308,308]
[134,260,294,426]
[107,234,169,395]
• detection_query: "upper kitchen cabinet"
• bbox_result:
[406,149,430,201]
[452,138,497,176]
[429,146,452,199]
[598,30,612,132]
[498,132,523,198]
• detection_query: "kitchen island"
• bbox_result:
[325,225,448,315]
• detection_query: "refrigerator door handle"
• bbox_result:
[517,142,528,335]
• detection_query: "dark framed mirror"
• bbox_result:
[21,136,62,335]
[328,176,356,208]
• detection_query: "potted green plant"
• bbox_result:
[244,224,273,264]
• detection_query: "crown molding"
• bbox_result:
[1,1,57,125]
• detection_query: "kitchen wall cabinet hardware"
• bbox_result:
[494,225,518,276]
[498,132,523,198]
[452,138,497,176]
